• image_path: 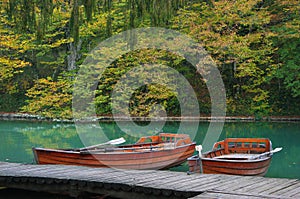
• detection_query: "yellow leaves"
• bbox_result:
[54,38,72,48]
[171,0,281,115]
[22,77,73,119]
[0,35,20,51]
[0,57,29,94]
[214,0,260,16]
[0,17,33,95]
[80,14,107,38]
[0,28,35,54]
[0,57,30,81]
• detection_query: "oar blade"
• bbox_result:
[271,147,283,153]
[249,147,283,160]
[78,137,126,151]
[108,137,126,145]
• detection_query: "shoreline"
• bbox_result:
[0,113,300,122]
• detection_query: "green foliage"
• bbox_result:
[0,0,299,118]
[270,0,300,98]
[93,49,206,117]
[171,0,298,116]
[0,12,32,101]
[21,76,73,119]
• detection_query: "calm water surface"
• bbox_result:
[0,119,299,179]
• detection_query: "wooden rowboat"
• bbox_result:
[33,133,196,170]
[187,138,282,176]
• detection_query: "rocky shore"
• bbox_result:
[0,113,300,123]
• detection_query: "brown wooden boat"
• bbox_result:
[33,133,196,170]
[187,138,282,176]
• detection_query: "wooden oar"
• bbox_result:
[250,147,282,160]
[80,145,163,154]
[79,137,126,151]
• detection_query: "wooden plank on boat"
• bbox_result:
[213,153,256,159]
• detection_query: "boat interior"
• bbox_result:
[79,133,194,153]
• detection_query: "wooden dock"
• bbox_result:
[0,162,299,199]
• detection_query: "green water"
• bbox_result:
[0,119,299,179]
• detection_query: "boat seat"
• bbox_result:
[213,153,256,160]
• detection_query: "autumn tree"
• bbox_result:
[172,0,277,116]
[268,0,300,114]
[0,0,299,118]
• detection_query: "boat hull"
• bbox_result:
[33,144,195,170]
[188,155,271,176]
[202,157,271,176]
[187,138,276,176]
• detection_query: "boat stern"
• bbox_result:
[187,155,201,174]
[32,147,40,164]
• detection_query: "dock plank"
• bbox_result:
[210,175,259,191]
[233,177,279,193]
[282,185,300,197]
[223,177,265,193]
[188,175,239,191]
[243,179,284,194]
[190,190,291,199]
[0,162,299,199]
[259,179,299,195]
[272,182,300,197]
[185,175,227,191]
[292,190,300,198]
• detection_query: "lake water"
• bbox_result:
[0,119,299,179]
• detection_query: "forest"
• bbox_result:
[0,0,299,119]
